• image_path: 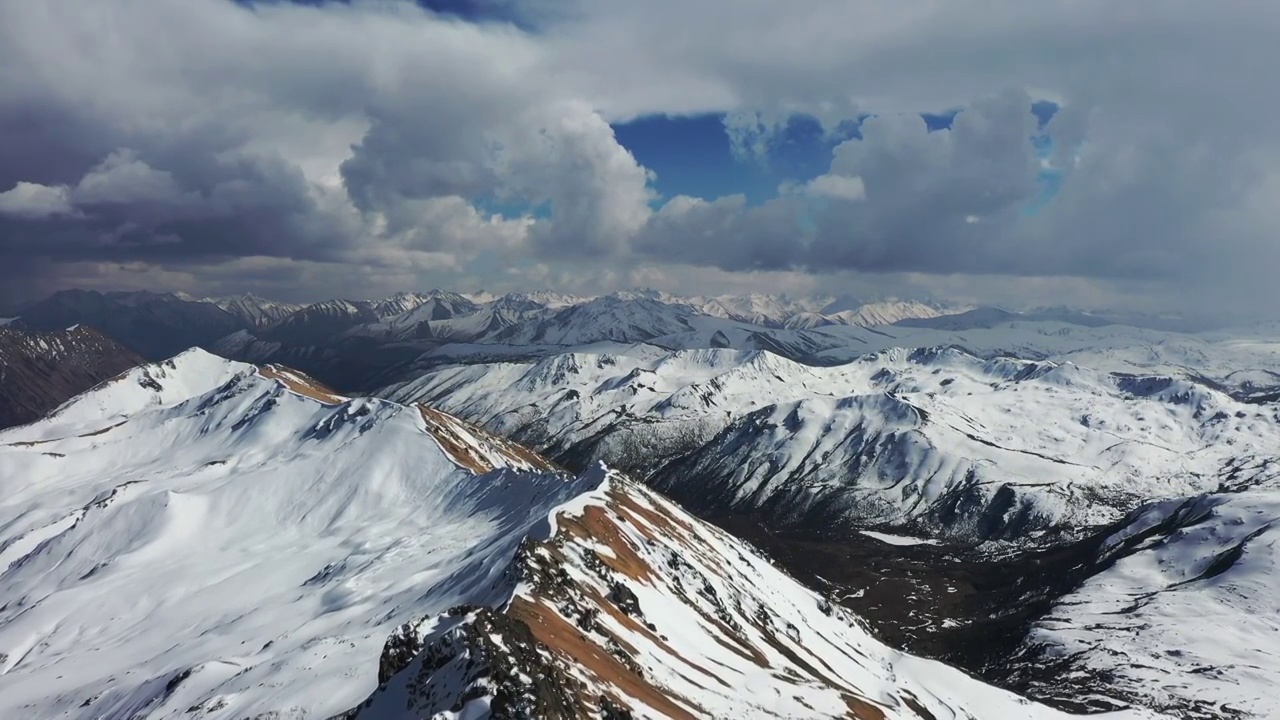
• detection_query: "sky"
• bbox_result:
[1,0,1279,319]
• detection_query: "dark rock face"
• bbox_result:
[377,620,431,686]
[0,325,144,429]
[356,607,595,720]
[607,581,642,618]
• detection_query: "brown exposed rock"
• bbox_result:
[259,365,346,404]
[507,598,703,720]
[901,691,936,720]
[845,694,889,720]
[417,405,497,474]
[555,505,654,583]
[417,404,560,474]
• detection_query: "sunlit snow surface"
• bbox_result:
[0,350,1166,719]
[860,530,942,546]
[0,351,598,718]
[1023,488,1280,717]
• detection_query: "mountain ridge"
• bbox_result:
[381,344,1277,541]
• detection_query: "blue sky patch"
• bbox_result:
[612,112,864,206]
[921,109,961,131]
[241,0,535,26]
[612,114,774,204]
[1031,100,1060,130]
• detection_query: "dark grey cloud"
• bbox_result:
[634,194,804,271]
[0,0,659,300]
[807,90,1041,274]
[0,149,354,266]
[0,1,368,280]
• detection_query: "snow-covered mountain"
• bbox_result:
[24,287,1280,407]
[784,299,945,330]
[801,320,1280,391]
[369,295,1280,396]
[205,290,956,374]
[363,470,1163,720]
[488,289,591,310]
[257,298,384,344]
[653,293,947,330]
[669,292,823,327]
[0,324,144,429]
[891,307,1119,331]
[206,293,303,328]
[0,351,583,718]
[340,293,489,342]
[366,290,495,320]
[381,346,1280,541]
[1001,479,1280,718]
[0,350,1160,719]
[207,291,474,337]
[482,295,699,346]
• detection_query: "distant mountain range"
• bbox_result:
[4,286,1266,409]
[4,289,955,390]
[207,293,302,328]
[12,290,245,360]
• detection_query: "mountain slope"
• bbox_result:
[341,292,483,342]
[674,292,820,327]
[257,298,383,345]
[0,351,1160,720]
[786,300,944,330]
[482,295,699,346]
[0,351,591,719]
[378,344,1280,718]
[0,325,144,429]
[15,290,246,359]
[1006,483,1280,718]
[31,289,1259,400]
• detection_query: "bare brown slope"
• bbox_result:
[258,364,348,404]
[418,404,560,474]
[0,325,144,430]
